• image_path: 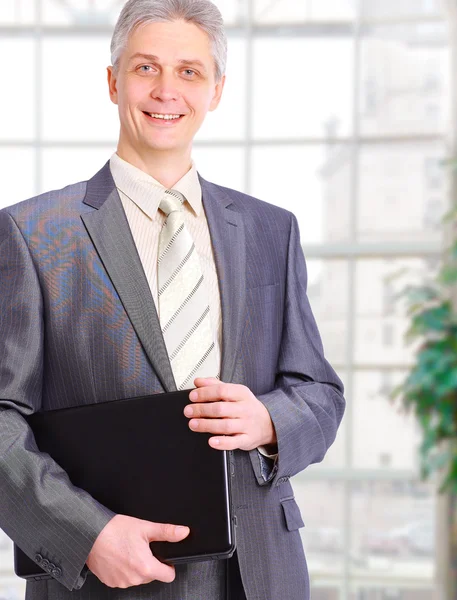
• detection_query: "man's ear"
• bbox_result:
[209,74,226,112]
[107,66,119,105]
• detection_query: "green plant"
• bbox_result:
[394,205,457,493]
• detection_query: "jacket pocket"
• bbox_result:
[280,497,305,532]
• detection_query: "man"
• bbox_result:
[0,0,345,599]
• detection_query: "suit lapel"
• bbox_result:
[200,178,246,385]
[80,163,246,391]
[81,162,177,393]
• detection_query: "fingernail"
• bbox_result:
[175,526,189,535]
[184,406,193,417]
[189,391,198,401]
[211,438,220,446]
[189,419,198,430]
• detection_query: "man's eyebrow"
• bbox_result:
[128,53,159,63]
[128,53,208,74]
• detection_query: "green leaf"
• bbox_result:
[410,304,451,334]
[439,264,457,285]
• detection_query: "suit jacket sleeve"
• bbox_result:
[249,212,345,486]
[0,210,115,591]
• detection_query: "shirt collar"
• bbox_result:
[109,153,202,220]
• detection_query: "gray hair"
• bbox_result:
[111,0,227,82]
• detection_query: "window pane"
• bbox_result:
[359,23,449,136]
[254,0,356,23]
[321,143,354,243]
[308,0,357,21]
[212,0,247,25]
[0,0,35,24]
[193,146,245,191]
[42,38,118,142]
[353,371,420,469]
[0,38,36,141]
[42,0,120,26]
[41,0,242,28]
[357,143,447,243]
[41,147,115,193]
[195,38,246,141]
[293,480,345,576]
[307,260,349,366]
[351,588,434,600]
[252,39,354,139]
[0,148,36,208]
[312,587,342,600]
[351,480,436,593]
[251,145,352,244]
[361,0,443,20]
[253,0,312,23]
[355,257,438,367]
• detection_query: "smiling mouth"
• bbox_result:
[143,112,184,121]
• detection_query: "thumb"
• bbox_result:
[144,522,190,543]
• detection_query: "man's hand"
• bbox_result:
[184,378,277,451]
[86,514,189,588]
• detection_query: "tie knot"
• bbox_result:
[159,189,184,216]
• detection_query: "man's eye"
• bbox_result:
[138,65,153,73]
[183,69,196,77]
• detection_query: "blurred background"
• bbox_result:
[0,0,455,599]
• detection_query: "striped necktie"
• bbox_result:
[157,189,218,390]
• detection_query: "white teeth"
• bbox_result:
[148,113,181,120]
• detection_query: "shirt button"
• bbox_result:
[52,568,62,578]
[35,554,43,564]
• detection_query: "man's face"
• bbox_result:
[107,19,225,158]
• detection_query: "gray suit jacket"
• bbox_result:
[0,162,345,600]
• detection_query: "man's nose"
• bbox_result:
[151,70,180,102]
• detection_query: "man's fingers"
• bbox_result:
[184,401,239,419]
[189,382,243,403]
[145,522,190,543]
[188,417,242,436]
[148,557,176,584]
[208,434,250,451]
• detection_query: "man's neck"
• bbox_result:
[116,147,193,189]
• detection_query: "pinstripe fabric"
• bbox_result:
[0,162,345,600]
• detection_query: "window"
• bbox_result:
[424,198,444,229]
[424,157,442,190]
[363,78,378,115]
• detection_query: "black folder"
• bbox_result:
[14,389,236,581]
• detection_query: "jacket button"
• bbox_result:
[52,568,62,578]
[35,554,43,564]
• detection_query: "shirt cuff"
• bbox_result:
[257,449,278,482]
[257,445,278,460]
